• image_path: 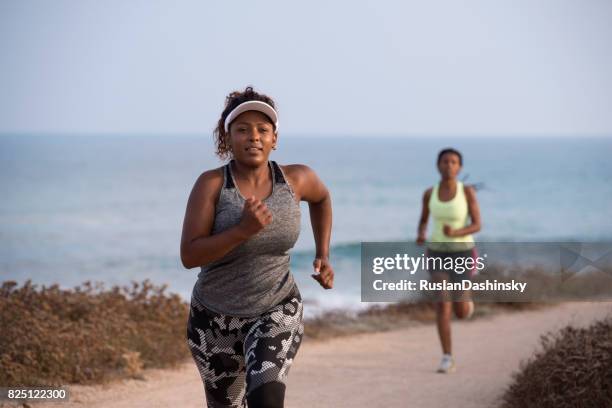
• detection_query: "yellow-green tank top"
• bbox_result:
[427,181,475,252]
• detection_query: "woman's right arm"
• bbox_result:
[416,188,432,245]
[180,169,271,269]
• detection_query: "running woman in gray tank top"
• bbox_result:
[180,87,334,408]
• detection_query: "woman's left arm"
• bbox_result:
[285,164,334,289]
[447,185,482,237]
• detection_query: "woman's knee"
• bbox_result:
[453,302,469,319]
[246,381,286,408]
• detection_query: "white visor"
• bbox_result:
[223,101,279,134]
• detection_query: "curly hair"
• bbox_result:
[213,86,277,161]
[437,147,463,166]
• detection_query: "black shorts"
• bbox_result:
[425,247,478,283]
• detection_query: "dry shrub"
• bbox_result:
[303,301,545,341]
[501,316,612,408]
[121,351,144,379]
[473,264,612,303]
[0,279,190,386]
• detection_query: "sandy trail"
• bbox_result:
[31,302,611,408]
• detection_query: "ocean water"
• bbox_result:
[1,134,611,317]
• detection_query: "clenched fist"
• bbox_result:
[237,196,273,237]
[312,257,334,289]
[443,224,456,237]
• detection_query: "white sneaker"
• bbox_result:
[437,354,456,373]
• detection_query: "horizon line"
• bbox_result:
[1,131,611,139]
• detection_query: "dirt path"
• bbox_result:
[30,302,612,408]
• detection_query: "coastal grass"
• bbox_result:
[0,280,190,387]
[1,267,607,387]
[501,316,612,408]
[303,300,548,340]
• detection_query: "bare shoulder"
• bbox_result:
[423,187,433,200]
[279,163,316,186]
[463,183,477,197]
[279,163,325,202]
[191,166,225,203]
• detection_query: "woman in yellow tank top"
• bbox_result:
[416,148,482,373]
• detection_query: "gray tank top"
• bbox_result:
[191,159,301,317]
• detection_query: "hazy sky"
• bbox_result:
[1,1,611,136]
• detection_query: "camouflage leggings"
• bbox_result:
[186,289,304,408]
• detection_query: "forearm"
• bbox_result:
[418,220,428,238]
[451,222,481,237]
[181,225,249,269]
[309,194,332,258]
